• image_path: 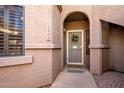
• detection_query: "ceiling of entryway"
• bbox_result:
[65,12,88,22]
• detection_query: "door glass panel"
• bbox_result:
[68,32,82,63]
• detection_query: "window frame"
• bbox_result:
[0,5,25,57]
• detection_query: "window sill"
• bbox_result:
[0,56,33,68]
[25,43,61,49]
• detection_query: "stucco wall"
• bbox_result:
[89,5,124,74]
[51,6,61,81]
[0,49,52,87]
[0,5,53,87]
[90,49,102,74]
[109,25,124,72]
[101,21,109,72]
[0,5,62,87]
[0,5,124,87]
[25,5,62,87]
[93,5,124,26]
[25,5,53,45]
[26,49,53,87]
[102,49,109,71]
[52,6,61,45]
[52,49,61,81]
[25,5,53,87]
[64,21,89,30]
[90,5,124,47]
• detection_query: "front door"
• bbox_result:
[67,30,84,65]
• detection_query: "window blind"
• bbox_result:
[0,7,5,56]
[7,6,24,56]
[0,5,24,56]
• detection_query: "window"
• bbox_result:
[0,5,24,56]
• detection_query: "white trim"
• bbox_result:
[25,43,61,49]
[66,30,84,32]
[67,63,84,65]
[0,56,32,67]
[66,30,84,65]
[89,44,110,49]
[67,31,69,64]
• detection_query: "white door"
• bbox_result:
[67,30,84,65]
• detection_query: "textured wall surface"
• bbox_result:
[52,49,61,81]
[51,6,61,82]
[89,5,124,74]
[25,5,52,45]
[109,25,124,72]
[64,21,89,30]
[52,6,61,44]
[0,5,62,87]
[93,5,124,26]
[0,6,53,87]
[0,49,52,87]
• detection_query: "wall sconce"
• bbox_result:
[63,28,66,32]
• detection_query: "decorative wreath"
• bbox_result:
[72,34,79,42]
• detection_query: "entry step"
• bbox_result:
[67,65,86,73]
[67,67,84,72]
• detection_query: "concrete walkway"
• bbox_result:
[50,67,97,88]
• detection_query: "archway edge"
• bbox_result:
[63,11,90,23]
[60,10,91,71]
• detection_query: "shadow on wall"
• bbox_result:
[109,23,124,72]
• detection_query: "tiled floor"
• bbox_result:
[93,71,124,88]
[50,67,97,88]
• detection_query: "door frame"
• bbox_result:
[66,30,84,65]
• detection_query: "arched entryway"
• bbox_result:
[63,11,90,69]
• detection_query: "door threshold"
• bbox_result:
[67,64,86,69]
[67,64,84,66]
[66,64,86,73]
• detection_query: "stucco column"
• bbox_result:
[89,19,103,75]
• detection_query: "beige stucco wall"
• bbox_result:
[52,49,61,81]
[26,49,53,87]
[102,49,109,72]
[25,5,62,87]
[25,5,53,87]
[52,6,61,45]
[51,6,61,81]
[0,5,124,87]
[109,25,124,72]
[93,5,124,26]
[0,5,62,87]
[0,49,52,87]
[64,21,89,30]
[90,5,124,74]
[24,5,124,77]
[90,5,124,47]
[25,5,52,45]
[101,21,109,72]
